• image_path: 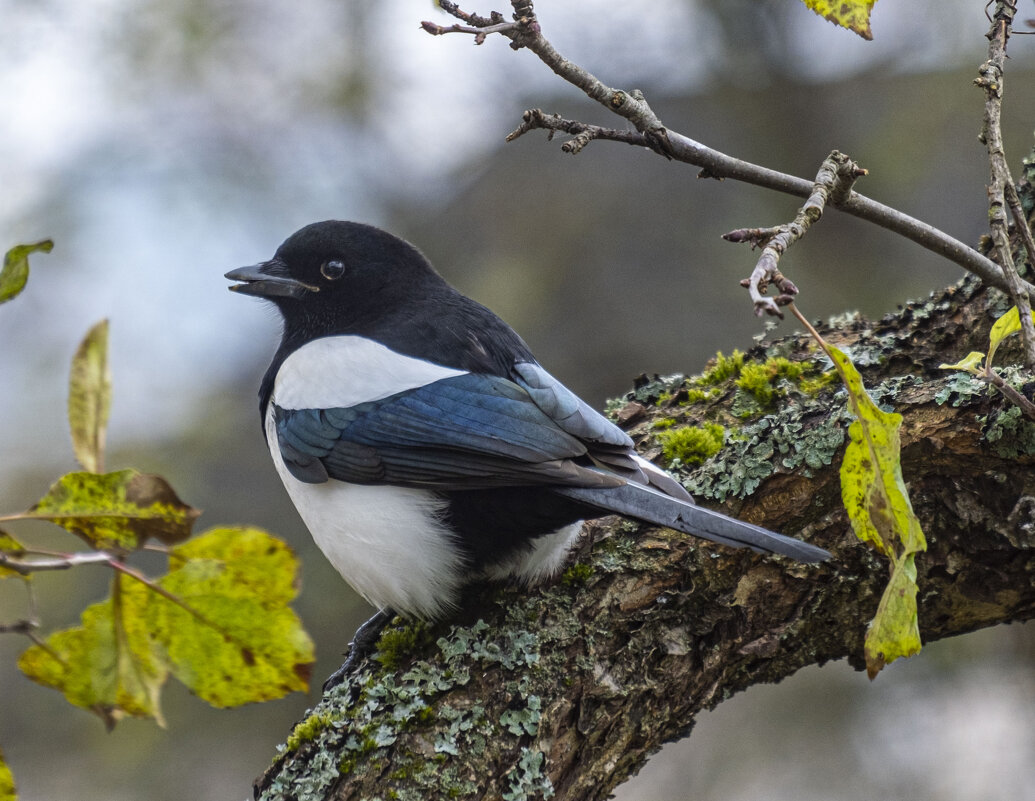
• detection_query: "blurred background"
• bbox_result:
[1,0,1034,799]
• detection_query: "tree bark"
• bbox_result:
[254,275,1035,801]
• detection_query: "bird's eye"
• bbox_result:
[320,260,346,281]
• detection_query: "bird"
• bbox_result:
[226,220,830,689]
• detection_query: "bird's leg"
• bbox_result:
[322,607,396,692]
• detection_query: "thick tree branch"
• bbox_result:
[255,276,1035,801]
[422,1,1034,303]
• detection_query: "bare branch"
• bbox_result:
[982,365,1035,420]
[0,549,113,573]
[727,151,865,317]
[506,109,647,153]
[420,19,520,44]
[977,1,1035,368]
[423,1,1032,301]
[422,1,538,47]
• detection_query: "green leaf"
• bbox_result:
[68,320,112,473]
[801,0,876,40]
[0,746,15,801]
[0,240,53,305]
[0,529,29,581]
[156,527,315,706]
[24,469,199,550]
[17,574,168,730]
[18,527,312,728]
[938,351,985,375]
[829,345,926,678]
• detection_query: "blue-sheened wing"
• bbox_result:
[511,361,632,447]
[273,371,624,490]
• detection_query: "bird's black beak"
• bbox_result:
[225,258,317,299]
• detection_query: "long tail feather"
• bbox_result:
[554,483,830,563]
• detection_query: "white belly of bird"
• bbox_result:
[265,406,465,619]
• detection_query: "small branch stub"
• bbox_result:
[506,108,648,154]
[728,151,866,318]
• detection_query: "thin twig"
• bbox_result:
[977,1,1035,368]
[422,1,1031,302]
[421,20,520,44]
[506,109,645,153]
[727,151,866,317]
[983,366,1035,420]
[0,619,37,635]
[0,549,113,574]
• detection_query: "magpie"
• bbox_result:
[226,220,829,689]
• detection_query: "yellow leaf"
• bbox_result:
[864,552,921,679]
[0,530,29,581]
[0,240,52,305]
[17,574,168,729]
[68,320,112,473]
[24,469,199,550]
[156,527,314,706]
[986,305,1035,367]
[801,0,876,40]
[829,345,926,677]
[938,351,985,375]
[0,746,15,801]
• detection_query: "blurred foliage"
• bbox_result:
[0,242,52,306]
[0,747,13,801]
[0,252,314,797]
[67,320,111,474]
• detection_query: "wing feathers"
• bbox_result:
[273,372,614,490]
[272,361,829,564]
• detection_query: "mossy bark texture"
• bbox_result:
[255,277,1035,801]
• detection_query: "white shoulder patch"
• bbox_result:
[273,335,467,410]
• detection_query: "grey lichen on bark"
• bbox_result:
[255,275,1035,801]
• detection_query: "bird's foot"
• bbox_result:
[322,608,395,692]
